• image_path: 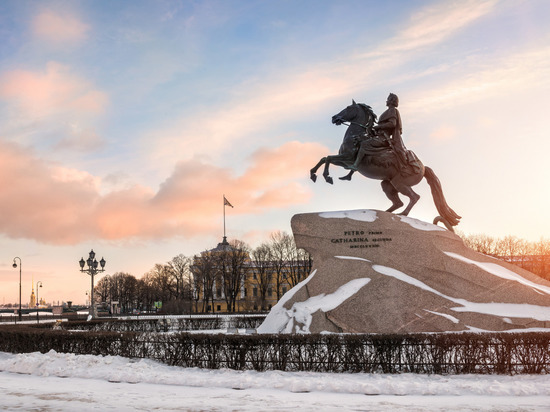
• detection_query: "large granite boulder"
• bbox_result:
[258,210,550,334]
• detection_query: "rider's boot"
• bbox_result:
[339,171,354,181]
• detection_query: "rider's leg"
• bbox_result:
[339,171,354,181]
[349,148,364,171]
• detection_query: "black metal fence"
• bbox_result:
[61,316,266,332]
[1,324,549,374]
[0,313,86,324]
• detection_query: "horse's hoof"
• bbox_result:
[339,171,353,181]
[325,176,334,185]
[310,173,317,183]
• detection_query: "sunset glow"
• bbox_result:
[1,0,549,304]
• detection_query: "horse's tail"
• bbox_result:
[424,166,461,231]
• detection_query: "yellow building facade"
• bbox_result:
[191,237,308,313]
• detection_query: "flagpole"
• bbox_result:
[223,194,226,241]
[222,195,233,245]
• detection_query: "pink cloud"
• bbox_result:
[0,142,97,244]
[0,141,328,244]
[241,141,328,187]
[154,141,328,214]
[0,62,108,117]
[54,127,105,152]
[32,10,90,46]
[93,186,174,239]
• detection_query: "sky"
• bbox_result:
[0,0,549,305]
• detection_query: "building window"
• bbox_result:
[217,305,221,312]
[253,287,258,297]
[282,286,287,294]
[268,286,272,297]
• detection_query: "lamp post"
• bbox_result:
[12,257,21,321]
[79,250,106,318]
[36,281,42,306]
[36,281,42,324]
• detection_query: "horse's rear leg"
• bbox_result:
[381,180,403,212]
[391,180,420,216]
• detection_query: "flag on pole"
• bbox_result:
[224,196,234,208]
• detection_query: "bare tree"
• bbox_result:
[460,233,497,256]
[136,277,154,312]
[495,235,521,259]
[191,250,217,312]
[269,231,292,300]
[251,242,273,310]
[288,245,312,287]
[461,233,550,281]
[533,238,550,280]
[284,235,312,288]
[169,254,192,300]
[217,240,250,312]
[94,274,111,304]
[111,272,137,313]
[142,264,177,311]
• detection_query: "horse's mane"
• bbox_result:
[357,103,377,135]
[357,103,377,120]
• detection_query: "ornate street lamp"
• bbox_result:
[12,257,22,321]
[36,281,42,307]
[79,250,106,318]
[36,281,42,323]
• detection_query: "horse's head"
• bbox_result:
[332,100,359,125]
[332,100,377,136]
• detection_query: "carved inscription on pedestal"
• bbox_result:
[330,230,393,249]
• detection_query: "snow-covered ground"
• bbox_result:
[1,350,549,411]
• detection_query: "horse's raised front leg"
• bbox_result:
[310,157,327,182]
[322,154,355,184]
[323,155,337,184]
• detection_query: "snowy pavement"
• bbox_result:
[1,351,550,411]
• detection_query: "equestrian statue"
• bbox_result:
[310,94,461,231]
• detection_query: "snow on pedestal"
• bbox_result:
[258,210,550,334]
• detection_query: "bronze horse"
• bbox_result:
[310,100,460,230]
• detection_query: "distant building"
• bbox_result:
[191,237,311,313]
[29,286,36,309]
